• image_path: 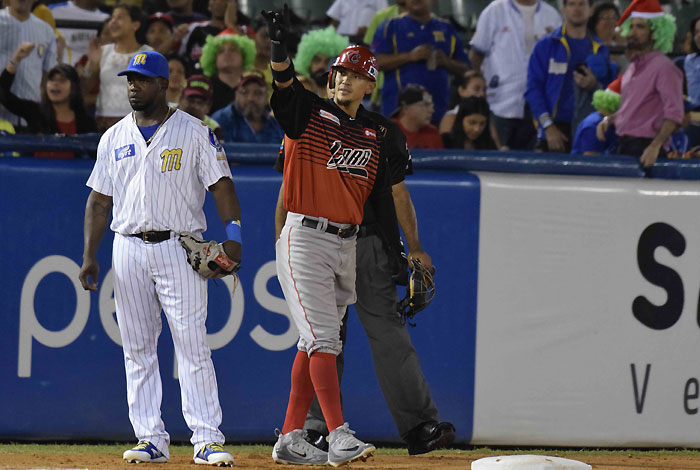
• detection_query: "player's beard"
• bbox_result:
[335,98,352,108]
[130,101,148,111]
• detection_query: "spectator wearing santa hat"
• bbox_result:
[572,75,620,155]
[596,0,683,167]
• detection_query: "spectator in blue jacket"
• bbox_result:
[525,0,610,153]
[211,69,284,144]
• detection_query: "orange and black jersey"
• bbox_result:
[271,77,394,225]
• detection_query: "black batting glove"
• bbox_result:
[261,3,290,44]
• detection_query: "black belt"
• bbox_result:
[130,231,171,243]
[301,217,358,239]
[357,224,378,238]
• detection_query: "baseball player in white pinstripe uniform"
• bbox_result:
[0,0,57,126]
[79,51,241,466]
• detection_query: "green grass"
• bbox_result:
[1,443,699,458]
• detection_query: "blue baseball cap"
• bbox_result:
[117,51,169,79]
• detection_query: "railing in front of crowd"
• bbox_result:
[1,133,699,180]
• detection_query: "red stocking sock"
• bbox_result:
[282,351,314,434]
[309,352,344,432]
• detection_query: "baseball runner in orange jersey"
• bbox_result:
[262,5,399,467]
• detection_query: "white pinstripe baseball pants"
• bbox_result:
[112,233,225,457]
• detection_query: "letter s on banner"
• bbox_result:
[18,256,90,377]
[250,261,299,351]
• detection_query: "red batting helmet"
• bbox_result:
[330,45,378,83]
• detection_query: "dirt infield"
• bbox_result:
[3,451,700,470]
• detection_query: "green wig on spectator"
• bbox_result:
[199,34,257,78]
[294,26,349,78]
[592,75,621,114]
[617,0,676,53]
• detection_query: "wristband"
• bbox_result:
[270,61,295,83]
[538,113,554,129]
[270,40,289,63]
[8,59,18,69]
[225,219,242,244]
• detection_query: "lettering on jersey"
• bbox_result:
[364,128,376,138]
[114,144,135,161]
[160,148,183,172]
[38,45,46,58]
[327,140,371,178]
[433,31,446,42]
[319,109,340,126]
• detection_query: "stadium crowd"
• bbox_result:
[0,0,699,163]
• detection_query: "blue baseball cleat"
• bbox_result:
[194,442,234,466]
[123,440,168,463]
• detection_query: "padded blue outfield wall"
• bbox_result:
[2,138,700,446]
[0,151,479,443]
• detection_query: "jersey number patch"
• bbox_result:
[160,148,183,172]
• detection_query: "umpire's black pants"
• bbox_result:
[304,234,439,440]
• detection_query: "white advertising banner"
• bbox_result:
[472,173,700,447]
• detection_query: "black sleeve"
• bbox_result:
[361,110,413,183]
[384,120,413,183]
[270,76,316,139]
[0,69,42,128]
[368,155,405,280]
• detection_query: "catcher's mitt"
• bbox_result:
[178,232,240,279]
[397,259,435,325]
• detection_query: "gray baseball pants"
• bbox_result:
[304,233,439,439]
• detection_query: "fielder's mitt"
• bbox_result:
[178,232,240,278]
[397,259,435,326]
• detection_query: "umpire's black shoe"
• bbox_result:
[405,421,456,455]
[303,428,329,452]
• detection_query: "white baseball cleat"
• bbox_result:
[194,443,234,466]
[123,440,168,463]
[272,429,329,465]
[327,423,375,467]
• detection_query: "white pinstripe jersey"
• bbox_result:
[87,109,232,235]
[0,9,57,125]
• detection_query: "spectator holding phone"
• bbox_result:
[525,0,609,153]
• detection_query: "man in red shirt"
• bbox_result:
[392,84,444,149]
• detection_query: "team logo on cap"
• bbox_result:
[133,54,147,65]
[348,52,360,63]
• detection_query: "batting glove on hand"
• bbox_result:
[261,3,290,44]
